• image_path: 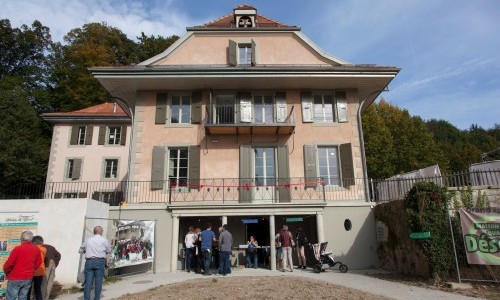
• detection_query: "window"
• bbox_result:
[301,91,348,123]
[254,95,274,123]
[66,159,82,180]
[229,39,257,66]
[98,126,127,145]
[104,159,118,179]
[318,146,340,186]
[304,143,354,188]
[238,45,252,66]
[254,147,276,186]
[108,127,122,145]
[70,126,93,145]
[314,95,334,123]
[168,148,188,188]
[171,95,191,124]
[155,92,201,125]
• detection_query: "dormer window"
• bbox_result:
[234,6,257,28]
[239,44,252,65]
[238,16,253,28]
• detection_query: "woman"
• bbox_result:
[246,236,259,268]
[193,228,203,273]
[295,226,308,269]
[184,226,196,272]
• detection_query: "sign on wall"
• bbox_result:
[459,209,500,265]
[0,212,39,298]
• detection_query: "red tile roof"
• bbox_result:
[42,103,127,117]
[193,4,296,29]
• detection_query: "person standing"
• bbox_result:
[184,226,196,272]
[279,225,294,272]
[199,223,217,276]
[41,241,61,300]
[3,230,42,300]
[218,225,233,276]
[295,226,308,269]
[27,236,46,300]
[246,236,259,269]
[79,226,111,300]
[275,229,283,270]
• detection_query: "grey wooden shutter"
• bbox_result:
[85,126,93,145]
[155,93,168,124]
[251,39,258,66]
[191,91,202,124]
[120,126,127,145]
[70,126,78,145]
[301,92,313,123]
[239,145,252,203]
[188,145,201,190]
[229,39,237,66]
[336,91,348,123]
[277,145,291,202]
[304,145,318,188]
[339,143,354,187]
[275,92,287,123]
[151,146,166,190]
[98,126,106,145]
[72,159,82,180]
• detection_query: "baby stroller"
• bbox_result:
[311,242,348,273]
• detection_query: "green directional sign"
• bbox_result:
[286,217,303,223]
[409,231,431,239]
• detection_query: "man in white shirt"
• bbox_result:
[79,226,111,300]
[184,226,196,272]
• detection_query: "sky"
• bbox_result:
[1,0,499,130]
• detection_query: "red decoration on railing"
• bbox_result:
[184,180,324,190]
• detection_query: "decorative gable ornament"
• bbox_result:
[234,6,257,28]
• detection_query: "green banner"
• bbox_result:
[459,209,500,265]
[409,231,431,239]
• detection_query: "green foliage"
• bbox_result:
[475,191,490,209]
[450,191,461,210]
[405,182,454,279]
[460,186,474,209]
[136,32,179,62]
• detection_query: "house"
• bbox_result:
[41,102,131,204]
[87,5,399,272]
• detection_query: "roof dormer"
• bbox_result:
[234,5,257,28]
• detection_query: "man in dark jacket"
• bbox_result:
[41,243,61,300]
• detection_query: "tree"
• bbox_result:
[0,78,49,194]
[50,22,139,112]
[136,32,179,62]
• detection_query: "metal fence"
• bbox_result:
[372,169,500,203]
[0,177,368,205]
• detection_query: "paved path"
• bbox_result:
[55,268,484,300]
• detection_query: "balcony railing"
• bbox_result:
[0,177,368,206]
[204,103,295,135]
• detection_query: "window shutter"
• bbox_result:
[85,126,93,145]
[191,91,202,124]
[91,191,100,201]
[228,39,237,66]
[98,126,106,145]
[188,145,201,190]
[275,92,287,123]
[120,126,127,145]
[238,92,252,123]
[301,92,313,123]
[72,159,82,180]
[70,126,78,145]
[251,39,258,66]
[339,143,354,187]
[239,145,252,203]
[155,93,168,124]
[79,192,87,198]
[54,193,62,199]
[151,146,166,190]
[304,145,318,187]
[336,91,348,123]
[277,145,291,202]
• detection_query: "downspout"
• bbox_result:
[357,100,371,202]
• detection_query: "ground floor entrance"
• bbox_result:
[175,212,320,272]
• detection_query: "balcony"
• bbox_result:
[204,103,295,136]
[0,177,368,206]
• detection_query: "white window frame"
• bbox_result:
[107,126,122,145]
[317,146,341,187]
[103,158,119,180]
[253,93,275,124]
[77,126,86,145]
[170,94,191,124]
[313,94,335,123]
[238,44,252,66]
[167,147,189,190]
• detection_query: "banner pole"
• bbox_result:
[448,206,461,283]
